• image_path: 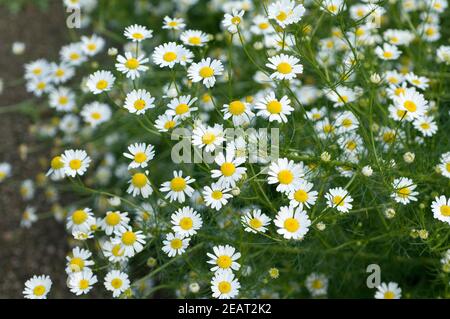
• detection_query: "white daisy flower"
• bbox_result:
[211,269,240,299]
[127,172,153,198]
[325,86,358,107]
[375,43,402,60]
[162,16,186,30]
[123,143,155,169]
[267,157,304,194]
[438,152,450,178]
[431,195,450,224]
[152,42,184,69]
[124,89,155,115]
[68,269,97,296]
[26,76,53,97]
[99,211,130,235]
[45,155,65,180]
[112,226,146,258]
[187,57,224,88]
[374,282,402,299]
[392,87,428,121]
[250,15,274,35]
[180,29,209,47]
[192,124,225,152]
[49,87,76,112]
[50,62,75,84]
[86,70,115,94]
[170,206,203,237]
[266,54,303,81]
[0,162,11,182]
[335,110,359,133]
[207,244,241,273]
[65,246,94,274]
[202,182,233,211]
[81,34,105,56]
[274,206,311,240]
[268,0,306,28]
[222,10,244,33]
[20,179,35,201]
[24,59,50,80]
[306,273,329,297]
[61,149,91,177]
[162,232,191,257]
[255,92,293,123]
[325,187,354,213]
[405,72,429,90]
[321,0,346,15]
[211,150,247,188]
[60,43,87,66]
[413,116,438,137]
[81,102,111,127]
[391,177,418,205]
[288,180,318,209]
[102,240,127,263]
[241,208,271,233]
[20,206,38,228]
[66,208,96,237]
[166,95,198,120]
[222,99,254,126]
[154,113,179,132]
[159,170,196,203]
[23,275,52,299]
[124,24,153,42]
[104,270,130,298]
[115,52,149,80]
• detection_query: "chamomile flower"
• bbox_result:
[375,43,402,60]
[268,0,306,28]
[391,177,418,205]
[50,62,75,84]
[24,59,50,80]
[166,95,198,120]
[61,149,91,177]
[104,270,130,298]
[113,226,146,258]
[431,195,450,224]
[207,245,241,273]
[68,269,97,296]
[413,116,438,137]
[187,57,224,88]
[81,34,105,56]
[123,143,155,169]
[116,52,149,80]
[21,206,37,228]
[274,206,311,240]
[241,209,271,233]
[438,152,450,178]
[124,89,155,115]
[211,151,247,188]
[267,158,304,194]
[405,72,429,90]
[60,43,86,66]
[322,0,346,15]
[26,76,53,97]
[180,30,209,47]
[325,187,353,213]
[374,282,402,299]
[124,24,153,42]
[162,232,191,257]
[102,240,127,263]
[222,10,244,33]
[66,207,95,235]
[127,172,153,198]
[81,102,111,127]
[163,16,186,30]
[65,246,94,274]
[152,42,184,69]
[154,113,179,132]
[437,45,450,64]
[0,162,11,182]
[305,273,329,297]
[250,15,273,35]
[99,211,130,235]
[19,179,34,201]
[266,54,303,81]
[335,111,359,133]
[202,182,233,211]
[392,87,428,121]
[171,206,203,237]
[255,92,293,123]
[86,70,115,94]
[222,99,254,126]
[211,270,240,299]
[159,170,196,203]
[23,275,52,299]
[49,87,76,112]
[288,180,318,209]
[326,86,358,107]
[192,124,225,152]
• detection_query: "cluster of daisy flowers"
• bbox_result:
[15,0,450,299]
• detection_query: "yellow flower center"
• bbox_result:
[397,187,411,198]
[33,285,46,296]
[125,58,140,70]
[37,82,46,90]
[134,99,146,110]
[87,43,97,51]
[58,96,69,105]
[259,22,269,30]
[440,205,450,217]
[51,156,64,170]
[199,66,214,78]
[267,100,282,114]
[420,122,430,130]
[346,141,357,151]
[327,4,337,12]
[384,291,395,299]
[33,68,42,75]
[70,53,80,61]
[446,163,450,172]
[132,33,144,40]
[249,218,262,229]
[202,132,216,145]
[56,68,65,77]
[175,103,189,115]
[111,278,123,289]
[163,52,177,62]
[180,217,193,230]
[312,279,323,289]
[221,162,236,177]
[231,16,241,25]
[383,132,395,143]
[278,169,294,185]
[211,190,223,200]
[105,212,121,226]
[218,281,232,294]
[333,195,344,206]
[189,36,202,45]
[404,100,417,112]
[170,177,186,192]
[168,21,178,27]
[112,244,124,257]
[91,112,102,120]
[342,118,353,127]
[70,257,85,271]
[277,62,292,74]
[171,238,183,249]
[294,189,308,203]
[164,120,176,130]
[217,255,232,269]
[79,279,89,290]
[122,231,136,245]
[228,101,246,115]
[277,11,287,21]
[284,218,300,232]
[132,173,148,188]
[96,80,108,90]
[134,152,147,163]
[72,210,88,225]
